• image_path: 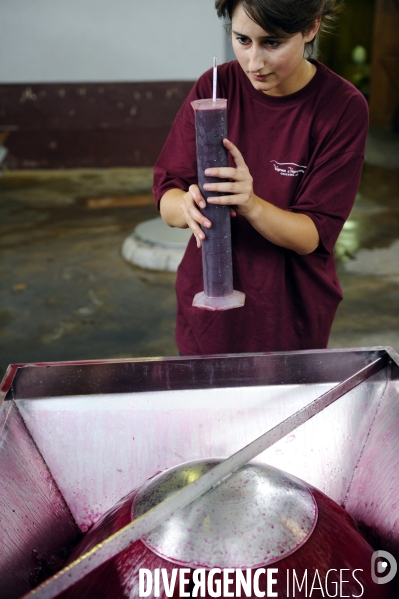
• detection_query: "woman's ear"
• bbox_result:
[304,17,322,43]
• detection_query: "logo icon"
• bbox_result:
[371,550,397,584]
[270,161,307,177]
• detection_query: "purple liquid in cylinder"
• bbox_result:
[192,99,233,298]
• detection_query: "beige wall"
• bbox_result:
[0,0,226,83]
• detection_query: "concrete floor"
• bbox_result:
[0,128,398,377]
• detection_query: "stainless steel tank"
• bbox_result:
[1,347,399,598]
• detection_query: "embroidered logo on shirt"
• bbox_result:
[271,161,307,177]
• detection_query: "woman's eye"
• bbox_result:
[236,36,250,45]
[266,40,281,49]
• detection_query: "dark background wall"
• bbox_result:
[0,82,194,169]
[318,0,399,128]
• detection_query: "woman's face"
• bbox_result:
[231,3,320,96]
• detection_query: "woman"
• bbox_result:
[153,0,368,356]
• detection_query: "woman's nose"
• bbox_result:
[248,45,265,72]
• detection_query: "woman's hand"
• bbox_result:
[161,138,318,254]
[201,138,320,255]
[180,184,212,248]
[203,138,261,218]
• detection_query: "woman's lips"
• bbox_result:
[251,73,271,82]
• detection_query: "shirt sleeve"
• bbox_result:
[290,92,369,255]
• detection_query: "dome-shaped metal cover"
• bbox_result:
[132,459,318,569]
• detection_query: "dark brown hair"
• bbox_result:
[215,0,343,54]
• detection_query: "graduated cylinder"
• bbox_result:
[191,98,245,311]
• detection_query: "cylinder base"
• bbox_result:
[192,290,245,311]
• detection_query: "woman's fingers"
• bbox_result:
[186,186,211,227]
[204,138,244,173]
[204,139,248,179]
[204,179,253,204]
[188,184,206,209]
[223,138,247,168]
[204,166,240,180]
[203,139,254,210]
[207,193,246,205]
[181,185,211,248]
[204,181,240,194]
